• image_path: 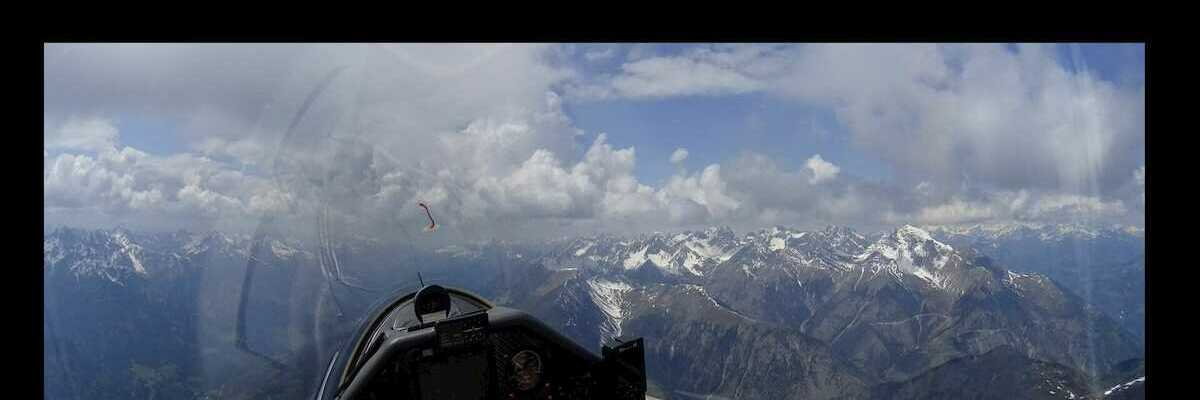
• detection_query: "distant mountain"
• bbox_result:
[924,222,1146,340]
[43,227,336,399]
[872,346,1097,400]
[539,226,743,279]
[44,223,1145,399]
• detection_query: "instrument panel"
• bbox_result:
[330,286,644,400]
[355,324,598,399]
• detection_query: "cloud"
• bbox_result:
[670,148,689,164]
[44,116,119,153]
[611,57,763,98]
[572,44,1143,196]
[569,46,774,100]
[565,44,1144,230]
[45,43,572,160]
[44,121,300,231]
[43,44,1145,238]
[44,152,162,213]
[584,48,615,62]
[1133,165,1146,212]
[1026,193,1127,221]
[716,152,908,231]
[566,44,794,101]
[890,189,1131,226]
[771,44,1144,196]
[805,154,840,184]
[658,164,741,221]
[44,44,590,235]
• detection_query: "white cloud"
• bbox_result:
[670,148,689,164]
[890,189,1130,226]
[635,59,758,97]
[714,152,902,231]
[477,149,592,218]
[584,48,615,62]
[898,197,1001,226]
[624,44,655,62]
[805,154,840,184]
[44,117,119,153]
[44,120,302,230]
[1026,193,1127,221]
[658,164,741,221]
[606,56,765,99]
[567,44,794,102]
[455,132,657,222]
[176,183,245,217]
[772,44,1144,195]
[44,152,163,213]
[194,135,271,166]
[43,44,1145,237]
[1133,165,1146,213]
[572,44,1142,197]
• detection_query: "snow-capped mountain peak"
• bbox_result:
[855,225,959,289]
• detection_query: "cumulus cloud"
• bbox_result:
[805,154,840,184]
[562,43,1143,230]
[43,44,1145,239]
[659,164,741,221]
[715,152,912,231]
[44,121,300,232]
[44,152,161,212]
[571,44,1143,195]
[669,148,689,164]
[773,44,1144,197]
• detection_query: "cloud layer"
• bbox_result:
[44,44,1145,240]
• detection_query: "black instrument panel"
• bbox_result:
[329,287,644,400]
[354,323,598,399]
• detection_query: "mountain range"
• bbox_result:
[43,222,1145,399]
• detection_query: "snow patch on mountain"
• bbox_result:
[681,284,754,321]
[682,251,703,276]
[1104,376,1145,397]
[622,245,649,270]
[649,250,673,269]
[587,278,633,341]
[769,237,787,251]
[574,241,593,256]
[685,228,740,262]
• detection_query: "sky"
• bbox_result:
[43,43,1146,242]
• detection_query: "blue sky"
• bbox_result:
[109,115,186,154]
[567,43,1142,186]
[565,91,895,186]
[43,43,1146,238]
